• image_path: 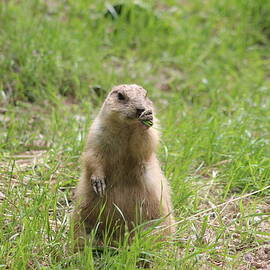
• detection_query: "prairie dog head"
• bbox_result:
[101,84,154,128]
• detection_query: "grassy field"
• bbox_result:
[1,0,270,269]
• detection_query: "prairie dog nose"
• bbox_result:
[136,108,145,117]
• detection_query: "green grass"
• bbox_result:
[1,0,270,269]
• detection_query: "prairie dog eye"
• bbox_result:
[117,92,125,101]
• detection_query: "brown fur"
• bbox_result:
[72,84,175,247]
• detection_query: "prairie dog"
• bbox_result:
[72,84,175,246]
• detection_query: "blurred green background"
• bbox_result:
[1,0,269,104]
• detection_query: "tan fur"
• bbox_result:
[72,84,175,247]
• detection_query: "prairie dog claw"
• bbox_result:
[91,176,106,196]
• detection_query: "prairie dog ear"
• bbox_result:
[110,90,117,95]
[109,90,124,98]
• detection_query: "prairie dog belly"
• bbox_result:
[99,179,162,226]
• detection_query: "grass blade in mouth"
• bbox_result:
[141,120,153,127]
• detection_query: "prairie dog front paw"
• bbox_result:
[91,176,106,196]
